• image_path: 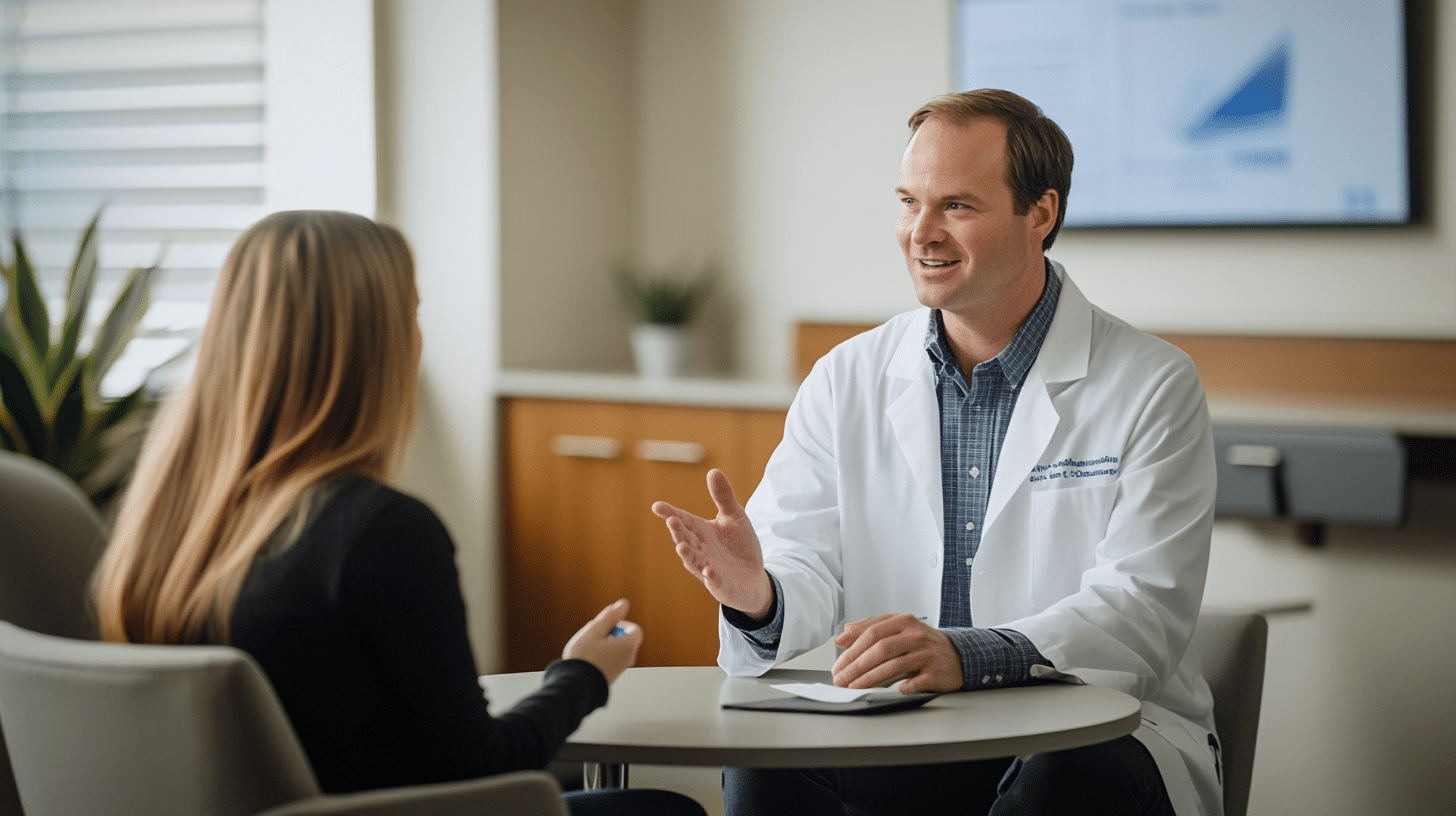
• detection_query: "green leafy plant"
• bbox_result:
[615,263,714,326]
[0,211,163,508]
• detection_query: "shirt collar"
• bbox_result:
[923,259,1063,388]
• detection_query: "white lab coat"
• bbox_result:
[724,263,1223,816]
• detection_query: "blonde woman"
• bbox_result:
[94,211,702,815]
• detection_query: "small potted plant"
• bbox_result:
[615,263,713,378]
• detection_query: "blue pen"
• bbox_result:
[610,626,626,638]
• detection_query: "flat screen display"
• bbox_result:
[955,0,1411,226]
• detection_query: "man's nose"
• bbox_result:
[911,209,946,246]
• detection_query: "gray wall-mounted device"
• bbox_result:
[1212,425,1407,529]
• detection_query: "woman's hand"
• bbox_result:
[563,599,642,684]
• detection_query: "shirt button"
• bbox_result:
[965,557,974,566]
[964,521,975,531]
[982,675,991,685]
[970,467,981,478]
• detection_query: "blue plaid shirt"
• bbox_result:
[927,261,1059,689]
[728,262,1062,691]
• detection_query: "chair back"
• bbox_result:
[254,771,571,816]
[0,621,320,816]
[1,452,109,816]
[1192,608,1268,816]
[0,451,106,639]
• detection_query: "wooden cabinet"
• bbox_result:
[501,397,786,671]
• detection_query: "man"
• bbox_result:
[653,89,1220,816]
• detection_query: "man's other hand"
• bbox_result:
[651,468,774,621]
[832,613,964,693]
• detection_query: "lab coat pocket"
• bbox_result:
[1029,483,1118,607]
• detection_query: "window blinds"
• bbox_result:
[1,0,375,395]
[2,0,267,312]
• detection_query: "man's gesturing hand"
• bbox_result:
[832,613,964,694]
[651,468,774,620]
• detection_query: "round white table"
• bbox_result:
[483,665,1142,789]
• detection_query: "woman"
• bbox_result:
[93,210,702,815]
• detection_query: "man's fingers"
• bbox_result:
[663,515,692,543]
[836,613,896,646]
[834,645,914,689]
[831,614,938,689]
[705,469,742,518]
[676,543,708,580]
[843,660,912,690]
[898,673,937,694]
[832,625,897,680]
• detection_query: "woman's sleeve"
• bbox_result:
[339,493,608,781]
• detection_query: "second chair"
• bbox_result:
[0,620,568,816]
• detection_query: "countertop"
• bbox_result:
[497,369,797,411]
[498,369,1456,436]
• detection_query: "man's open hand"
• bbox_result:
[652,469,774,620]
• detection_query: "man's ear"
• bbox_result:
[1031,189,1059,243]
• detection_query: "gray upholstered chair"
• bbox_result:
[0,451,108,816]
[1192,608,1269,816]
[0,450,105,641]
[0,621,569,816]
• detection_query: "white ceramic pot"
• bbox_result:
[630,324,689,378]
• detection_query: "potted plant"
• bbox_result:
[1,210,167,510]
[615,263,714,379]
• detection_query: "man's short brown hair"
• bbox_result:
[908,89,1073,250]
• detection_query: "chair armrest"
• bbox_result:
[253,770,569,816]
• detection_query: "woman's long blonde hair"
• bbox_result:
[94,211,419,644]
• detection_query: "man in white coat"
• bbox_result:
[653,89,1221,816]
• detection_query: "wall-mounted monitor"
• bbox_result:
[955,0,1412,227]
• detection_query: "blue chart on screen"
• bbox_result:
[954,0,1409,227]
[1188,38,1288,142]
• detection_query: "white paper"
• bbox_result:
[768,680,908,704]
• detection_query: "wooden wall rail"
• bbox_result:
[796,321,1456,410]
[1155,335,1456,407]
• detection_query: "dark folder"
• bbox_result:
[722,693,939,715]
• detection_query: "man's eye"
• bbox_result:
[947,202,965,210]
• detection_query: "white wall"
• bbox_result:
[498,0,638,373]
[376,0,502,672]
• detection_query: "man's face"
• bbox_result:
[895,116,1054,320]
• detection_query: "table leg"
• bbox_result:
[583,762,629,790]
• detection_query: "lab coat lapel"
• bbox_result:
[985,264,1093,533]
[985,370,1057,532]
[885,310,944,538]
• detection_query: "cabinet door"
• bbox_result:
[626,404,749,667]
[743,408,787,491]
[503,398,788,671]
[503,398,635,671]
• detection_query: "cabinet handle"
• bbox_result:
[551,435,622,459]
[635,439,706,464]
[1227,444,1283,468]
